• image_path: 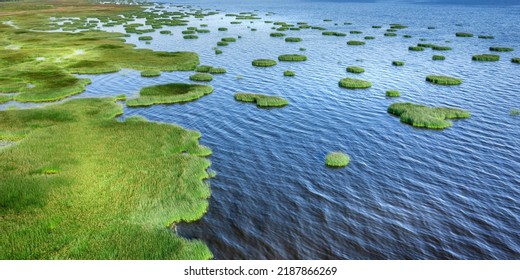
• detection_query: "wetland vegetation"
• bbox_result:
[388,102,470,129]
[325,152,350,167]
[234,92,289,107]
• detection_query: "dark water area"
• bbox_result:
[3,0,519,259]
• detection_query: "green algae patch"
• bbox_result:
[0,98,213,259]
[285,37,302,42]
[456,32,473,37]
[432,55,446,60]
[221,37,237,42]
[426,75,462,85]
[283,70,295,77]
[141,70,161,77]
[347,40,365,45]
[252,59,277,67]
[278,54,307,62]
[234,92,288,108]
[472,54,500,61]
[392,61,405,66]
[183,35,199,39]
[511,109,520,116]
[346,66,365,74]
[160,30,172,35]
[409,46,425,51]
[325,152,350,167]
[512,58,520,64]
[218,27,228,31]
[339,78,372,89]
[386,90,400,97]
[322,31,346,36]
[127,83,213,107]
[388,102,470,129]
[489,46,514,52]
[189,73,213,82]
[364,36,375,40]
[478,35,494,39]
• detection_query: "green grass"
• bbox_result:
[472,54,500,61]
[182,30,196,34]
[350,30,362,34]
[285,37,302,42]
[338,78,372,89]
[456,32,473,37]
[127,83,213,107]
[392,61,405,66]
[252,59,277,67]
[346,66,365,74]
[208,67,226,74]
[234,92,288,107]
[0,95,13,104]
[216,41,228,46]
[218,27,228,31]
[141,70,161,77]
[278,54,307,62]
[322,31,346,36]
[325,152,350,167]
[510,109,520,116]
[196,65,213,73]
[189,73,213,82]
[489,46,514,52]
[478,35,494,39]
[432,55,446,60]
[138,36,153,41]
[426,75,462,85]
[409,46,424,51]
[0,98,212,259]
[347,40,365,45]
[214,49,222,55]
[183,35,198,39]
[364,36,375,40]
[388,102,470,129]
[384,33,397,37]
[283,70,295,77]
[270,32,286,37]
[221,37,237,42]
[160,30,172,35]
[386,90,400,97]
[512,57,520,64]
[432,45,452,51]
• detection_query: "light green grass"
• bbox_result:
[196,65,213,73]
[338,78,372,89]
[472,54,500,61]
[510,109,520,116]
[127,83,213,107]
[141,70,161,77]
[426,75,462,85]
[283,70,295,77]
[325,152,350,167]
[386,90,400,97]
[0,98,212,259]
[208,67,226,74]
[252,59,277,67]
[234,92,288,107]
[346,66,365,74]
[189,73,213,82]
[388,102,470,129]
[278,54,307,61]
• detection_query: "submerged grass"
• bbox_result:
[338,78,372,89]
[426,75,462,85]
[127,83,213,107]
[388,102,470,129]
[234,92,288,107]
[0,98,212,259]
[325,152,350,167]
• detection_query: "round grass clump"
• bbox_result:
[409,46,425,51]
[347,40,365,45]
[456,32,473,37]
[218,27,228,31]
[388,102,470,129]
[278,54,307,62]
[432,55,446,60]
[325,152,350,167]
[392,61,405,66]
[338,77,372,89]
[472,54,500,61]
[512,57,520,64]
[386,90,400,97]
[425,75,462,85]
[283,70,295,76]
[189,73,213,82]
[234,92,288,107]
[285,37,302,42]
[183,35,198,39]
[489,46,514,52]
[138,36,153,41]
[209,67,226,74]
[270,32,286,37]
[252,59,277,67]
[196,65,212,72]
[140,70,161,77]
[346,66,365,74]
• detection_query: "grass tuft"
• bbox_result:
[432,55,446,60]
[347,40,365,45]
[392,61,405,66]
[285,37,302,42]
[278,54,307,62]
[386,90,400,97]
[325,152,350,167]
[388,102,470,129]
[338,78,372,89]
[252,59,277,67]
[141,70,161,77]
[489,46,514,52]
[234,92,288,107]
[512,58,520,64]
[472,54,500,61]
[456,32,473,37]
[189,73,213,82]
[127,83,213,107]
[425,75,462,85]
[283,70,295,77]
[346,66,365,74]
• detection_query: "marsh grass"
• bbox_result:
[409,46,424,51]
[183,35,198,39]
[512,58,520,64]
[392,61,405,66]
[489,46,514,52]
[346,66,365,73]
[138,36,153,41]
[0,98,212,259]
[215,49,222,55]
[472,54,500,61]
[234,92,288,107]
[218,27,228,31]
[196,65,212,73]
[283,70,295,76]
[278,54,307,61]
[386,90,400,97]
[159,30,172,35]
[189,73,213,82]
[432,55,446,60]
[252,59,277,67]
[285,37,302,42]
[338,78,372,89]
[364,36,375,40]
[347,40,365,45]
[426,75,462,85]
[456,32,473,37]
[127,83,213,107]
[208,67,226,74]
[388,102,470,129]
[384,33,397,36]
[217,41,228,46]
[221,37,237,42]
[270,32,286,37]
[478,35,494,39]
[325,152,350,167]
[510,109,520,116]
[141,70,161,77]
[322,31,346,36]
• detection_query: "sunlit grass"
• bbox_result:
[283,70,295,76]
[278,54,307,61]
[127,83,213,107]
[385,90,400,97]
[234,92,288,107]
[325,152,350,167]
[346,66,365,74]
[426,75,462,85]
[252,59,277,67]
[388,102,470,129]
[141,70,161,77]
[189,73,213,82]
[338,78,372,89]
[472,54,500,61]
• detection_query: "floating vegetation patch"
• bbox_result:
[322,31,346,36]
[218,27,228,31]
[388,102,470,129]
[138,36,153,40]
[489,46,514,52]
[432,55,446,60]
[278,54,307,61]
[350,30,362,34]
[215,49,223,55]
[252,59,277,67]
[182,30,196,34]
[183,35,198,39]
[208,67,226,74]
[390,24,408,29]
[234,92,288,107]
[325,152,350,167]
[478,35,494,39]
[217,41,228,46]
[409,46,425,51]
[510,109,520,116]
[283,70,295,76]
[512,57,520,64]
[392,61,405,66]
[384,32,397,37]
[141,70,161,77]
[403,35,412,38]
[346,66,365,73]
[347,40,365,45]
[196,65,212,73]
[159,30,171,35]
[127,83,213,107]
[425,75,462,85]
[386,90,400,97]
[221,37,237,42]
[189,73,213,82]
[364,36,375,40]
[456,32,473,37]
[338,77,372,89]
[472,54,500,61]
[270,32,286,37]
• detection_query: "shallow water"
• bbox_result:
[3,0,519,259]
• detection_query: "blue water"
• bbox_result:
[3,0,519,259]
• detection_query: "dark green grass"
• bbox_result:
[234,92,288,107]
[350,30,362,34]
[472,54,500,61]
[283,70,295,76]
[426,75,462,85]
[182,30,195,34]
[278,54,307,61]
[141,70,161,77]
[322,31,346,36]
[159,30,172,34]
[384,32,397,37]
[218,27,228,31]
[0,98,212,259]
[432,45,452,51]
[392,61,405,66]
[196,29,210,33]
[208,67,226,74]
[478,35,494,39]
[403,35,412,38]
[512,58,520,64]
[270,32,286,37]
[364,36,375,40]
[285,37,302,42]
[489,46,514,52]
[432,55,446,60]
[215,49,222,55]
[338,78,372,89]
[386,90,400,97]
[138,36,153,41]
[127,83,213,107]
[409,46,425,51]
[189,73,213,82]
[216,41,228,46]
[388,102,470,129]
[183,35,198,39]
[510,109,520,116]
[347,40,365,45]
[456,32,473,37]
[252,59,277,67]
[346,66,365,74]
[221,37,237,42]
[325,152,350,167]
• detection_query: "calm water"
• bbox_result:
[3,0,519,259]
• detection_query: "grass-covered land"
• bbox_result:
[252,59,277,67]
[285,37,302,42]
[346,66,365,73]
[426,75,462,85]
[489,46,514,52]
[388,102,470,129]
[513,58,520,64]
[141,70,161,77]
[189,73,213,82]
[338,78,372,89]
[325,152,350,167]
[386,90,400,97]
[284,70,295,76]
[0,98,212,259]
[392,61,405,66]
[322,31,346,36]
[127,83,213,107]
[278,54,307,62]
[472,54,500,61]
[234,92,288,107]
[347,40,365,45]
[432,55,446,60]
[456,32,473,37]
